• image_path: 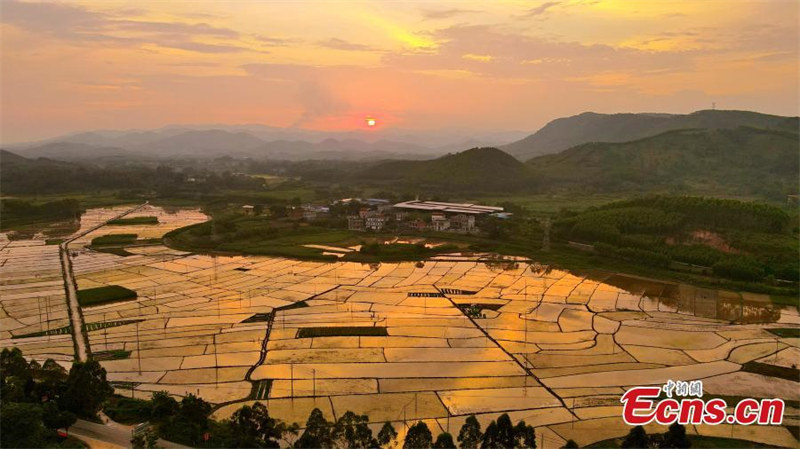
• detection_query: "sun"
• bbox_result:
[365,117,377,127]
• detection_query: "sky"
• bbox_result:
[1,0,798,143]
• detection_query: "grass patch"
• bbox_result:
[92,246,134,256]
[91,234,137,246]
[108,216,158,225]
[45,238,64,245]
[77,285,137,307]
[104,395,151,425]
[767,328,800,338]
[741,361,799,381]
[12,319,143,339]
[297,326,388,338]
[93,349,131,361]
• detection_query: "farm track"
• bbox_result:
[59,203,148,361]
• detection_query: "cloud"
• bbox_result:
[420,8,476,20]
[0,0,250,54]
[253,35,300,46]
[526,1,561,17]
[317,38,378,51]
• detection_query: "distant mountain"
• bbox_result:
[7,125,525,158]
[526,126,798,197]
[10,129,446,161]
[17,142,133,161]
[503,110,799,160]
[130,129,266,156]
[356,147,532,192]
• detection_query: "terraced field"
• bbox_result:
[1,205,798,448]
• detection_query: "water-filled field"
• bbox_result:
[1,205,798,447]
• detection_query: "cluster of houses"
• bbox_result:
[347,200,504,234]
[243,198,506,234]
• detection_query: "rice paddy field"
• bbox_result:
[1,205,798,448]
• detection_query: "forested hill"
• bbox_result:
[502,109,798,160]
[526,126,799,199]
[553,196,798,283]
[355,147,533,192]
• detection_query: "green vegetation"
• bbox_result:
[358,147,534,193]
[767,328,800,338]
[76,285,137,307]
[1,348,114,448]
[1,198,82,232]
[553,196,798,286]
[90,234,138,246]
[108,216,159,225]
[741,361,799,381]
[297,326,388,338]
[526,127,798,200]
[92,246,135,256]
[164,213,464,262]
[355,242,458,262]
[104,396,152,424]
[503,109,799,160]
[92,350,132,361]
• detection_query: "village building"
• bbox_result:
[347,216,365,231]
[242,205,255,215]
[449,214,475,232]
[365,214,387,231]
[431,213,450,231]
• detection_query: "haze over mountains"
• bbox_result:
[3,109,798,200]
[6,125,526,162]
[6,109,797,164]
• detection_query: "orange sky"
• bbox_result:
[1,0,798,143]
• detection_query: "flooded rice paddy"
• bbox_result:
[1,205,798,447]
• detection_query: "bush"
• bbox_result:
[712,257,765,282]
[77,285,138,307]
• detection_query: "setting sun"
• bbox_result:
[366,117,377,127]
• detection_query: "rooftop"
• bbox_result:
[393,200,503,215]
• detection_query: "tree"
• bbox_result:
[404,421,433,449]
[296,408,333,449]
[512,420,535,449]
[621,426,649,449]
[132,433,146,449]
[480,414,515,449]
[457,415,482,449]
[332,411,375,449]
[60,360,113,418]
[0,347,33,403]
[480,421,499,449]
[41,400,76,431]
[0,402,47,448]
[660,424,691,449]
[433,433,457,449]
[225,401,292,448]
[150,391,179,425]
[161,393,213,445]
[562,440,579,449]
[378,422,398,448]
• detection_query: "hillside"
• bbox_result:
[356,147,532,192]
[526,126,799,199]
[503,110,798,160]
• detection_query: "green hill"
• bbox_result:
[503,110,798,160]
[357,147,533,192]
[526,126,799,199]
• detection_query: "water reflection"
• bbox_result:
[602,273,785,323]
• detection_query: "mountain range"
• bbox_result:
[5,109,797,164]
[502,109,798,160]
